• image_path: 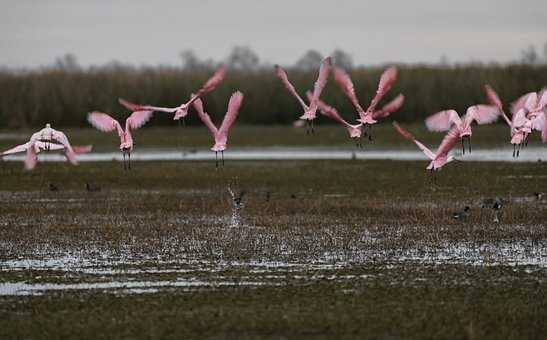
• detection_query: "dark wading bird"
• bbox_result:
[452,206,470,220]
[87,110,153,170]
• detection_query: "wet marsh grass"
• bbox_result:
[0,160,546,338]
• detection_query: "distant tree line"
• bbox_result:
[0,45,546,128]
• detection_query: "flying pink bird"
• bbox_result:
[118,65,226,123]
[484,85,547,157]
[425,105,500,154]
[87,110,153,170]
[393,121,459,175]
[192,91,244,167]
[309,91,404,147]
[275,57,331,134]
[1,140,92,170]
[8,123,88,169]
[332,65,401,141]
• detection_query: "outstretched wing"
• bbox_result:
[274,65,308,110]
[1,142,32,156]
[464,105,500,126]
[118,98,144,111]
[392,121,435,160]
[307,56,332,114]
[425,109,462,132]
[484,85,511,125]
[126,110,153,130]
[511,92,536,115]
[332,65,366,113]
[192,65,226,100]
[219,91,244,137]
[366,66,398,113]
[119,98,176,113]
[373,94,405,119]
[24,144,38,170]
[192,97,218,136]
[306,91,352,127]
[435,126,460,159]
[88,112,124,136]
[73,145,93,154]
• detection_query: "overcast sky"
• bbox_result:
[1,0,546,68]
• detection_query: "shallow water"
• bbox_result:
[1,239,545,296]
[2,147,546,163]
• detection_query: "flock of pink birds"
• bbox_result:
[1,56,546,171]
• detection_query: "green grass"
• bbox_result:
[0,160,546,339]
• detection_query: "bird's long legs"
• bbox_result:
[468,137,472,153]
[215,152,219,168]
[128,152,131,170]
[221,151,225,166]
[461,138,465,155]
[123,152,126,170]
[368,125,374,142]
[513,144,516,158]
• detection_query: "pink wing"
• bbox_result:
[484,85,511,125]
[484,85,503,109]
[192,97,218,136]
[274,65,308,110]
[194,65,226,97]
[425,110,462,132]
[1,142,32,156]
[219,91,244,137]
[373,94,405,119]
[435,126,460,159]
[512,108,528,128]
[537,88,547,110]
[367,66,398,112]
[24,144,38,170]
[306,91,351,127]
[511,92,536,115]
[88,112,124,136]
[126,110,153,130]
[51,129,73,149]
[464,105,500,125]
[529,112,545,131]
[73,145,93,154]
[392,122,435,160]
[118,98,144,111]
[119,98,176,113]
[307,57,332,114]
[332,65,366,113]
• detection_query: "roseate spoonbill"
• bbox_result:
[484,85,547,157]
[192,91,244,167]
[332,65,401,141]
[392,122,459,174]
[274,57,331,134]
[87,110,153,170]
[27,123,82,159]
[309,91,404,147]
[118,65,226,124]
[1,139,92,171]
[425,105,500,154]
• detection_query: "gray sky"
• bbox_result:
[1,0,546,68]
